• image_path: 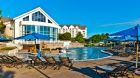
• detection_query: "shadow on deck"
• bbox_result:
[71,67,104,78]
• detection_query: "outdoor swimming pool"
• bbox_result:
[59,47,112,61]
[14,47,112,61]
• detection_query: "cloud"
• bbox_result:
[100,18,140,27]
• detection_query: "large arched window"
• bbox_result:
[32,11,46,22]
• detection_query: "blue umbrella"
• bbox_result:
[15,33,51,56]
[107,36,136,42]
[106,37,121,42]
[15,33,50,40]
[107,36,136,50]
[110,25,140,36]
[105,37,125,49]
[0,37,11,42]
[110,24,140,68]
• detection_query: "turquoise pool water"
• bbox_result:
[60,47,112,61]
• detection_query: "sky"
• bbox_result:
[0,0,140,37]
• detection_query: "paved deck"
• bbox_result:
[1,56,140,78]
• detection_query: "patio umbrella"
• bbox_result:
[110,24,140,68]
[0,37,11,42]
[15,33,50,40]
[15,33,51,56]
[106,36,136,52]
[107,36,136,42]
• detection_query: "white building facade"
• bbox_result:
[59,25,87,38]
[14,7,60,43]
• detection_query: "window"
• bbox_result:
[48,19,52,23]
[32,11,46,22]
[52,27,58,40]
[22,25,35,35]
[22,25,58,40]
[37,26,50,35]
[23,16,29,21]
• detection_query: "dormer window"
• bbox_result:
[23,16,29,21]
[32,11,46,22]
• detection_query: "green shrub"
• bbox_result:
[0,47,16,50]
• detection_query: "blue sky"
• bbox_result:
[0,0,140,37]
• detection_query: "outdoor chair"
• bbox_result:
[96,64,134,78]
[43,56,60,70]
[118,52,129,57]
[0,55,6,66]
[59,57,73,70]
[108,65,127,78]
[1,55,15,68]
[5,56,17,67]
[38,57,48,69]
[31,56,45,69]
[0,56,3,65]
[9,56,24,68]
[0,56,23,68]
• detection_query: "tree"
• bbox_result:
[0,22,5,33]
[58,32,71,40]
[89,33,109,43]
[71,38,76,42]
[90,34,101,43]
[0,10,5,34]
[75,32,85,43]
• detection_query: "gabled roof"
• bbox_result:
[14,7,59,26]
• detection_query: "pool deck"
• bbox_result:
[1,55,140,78]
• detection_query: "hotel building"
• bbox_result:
[13,7,60,43]
[59,24,87,38]
[1,7,87,46]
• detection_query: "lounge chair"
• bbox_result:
[0,55,15,68]
[0,55,24,68]
[118,52,129,57]
[0,55,7,66]
[0,56,3,65]
[9,56,24,68]
[31,56,42,67]
[96,64,134,78]
[108,65,126,78]
[43,56,60,70]
[59,57,73,70]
